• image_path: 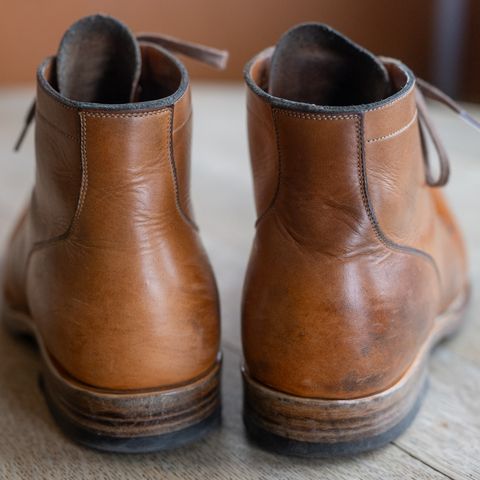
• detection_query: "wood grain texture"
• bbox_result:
[0,86,479,478]
[394,349,480,480]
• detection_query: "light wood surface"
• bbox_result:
[0,85,479,479]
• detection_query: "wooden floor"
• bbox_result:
[0,85,479,479]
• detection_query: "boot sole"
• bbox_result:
[2,303,221,453]
[242,288,469,457]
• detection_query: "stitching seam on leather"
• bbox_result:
[356,113,441,282]
[28,106,197,258]
[84,108,197,229]
[71,112,89,233]
[366,110,418,143]
[255,108,356,226]
[167,108,198,230]
[255,107,282,226]
[256,106,437,281]
[274,110,357,120]
[28,112,89,260]
[81,111,167,119]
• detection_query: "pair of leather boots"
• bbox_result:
[1,15,476,457]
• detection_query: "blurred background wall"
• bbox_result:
[0,0,478,101]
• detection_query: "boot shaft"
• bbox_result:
[246,51,429,256]
[33,45,195,247]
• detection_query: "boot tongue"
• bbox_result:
[268,23,391,107]
[56,14,141,104]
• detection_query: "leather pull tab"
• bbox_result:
[137,33,229,69]
[14,100,36,152]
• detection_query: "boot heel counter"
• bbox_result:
[242,214,438,400]
[27,228,220,390]
[26,100,219,390]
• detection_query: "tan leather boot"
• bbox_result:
[242,23,474,456]
[1,15,227,452]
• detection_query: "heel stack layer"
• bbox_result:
[242,363,427,457]
[41,360,221,453]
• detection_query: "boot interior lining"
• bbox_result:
[56,15,141,104]
[268,24,393,106]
